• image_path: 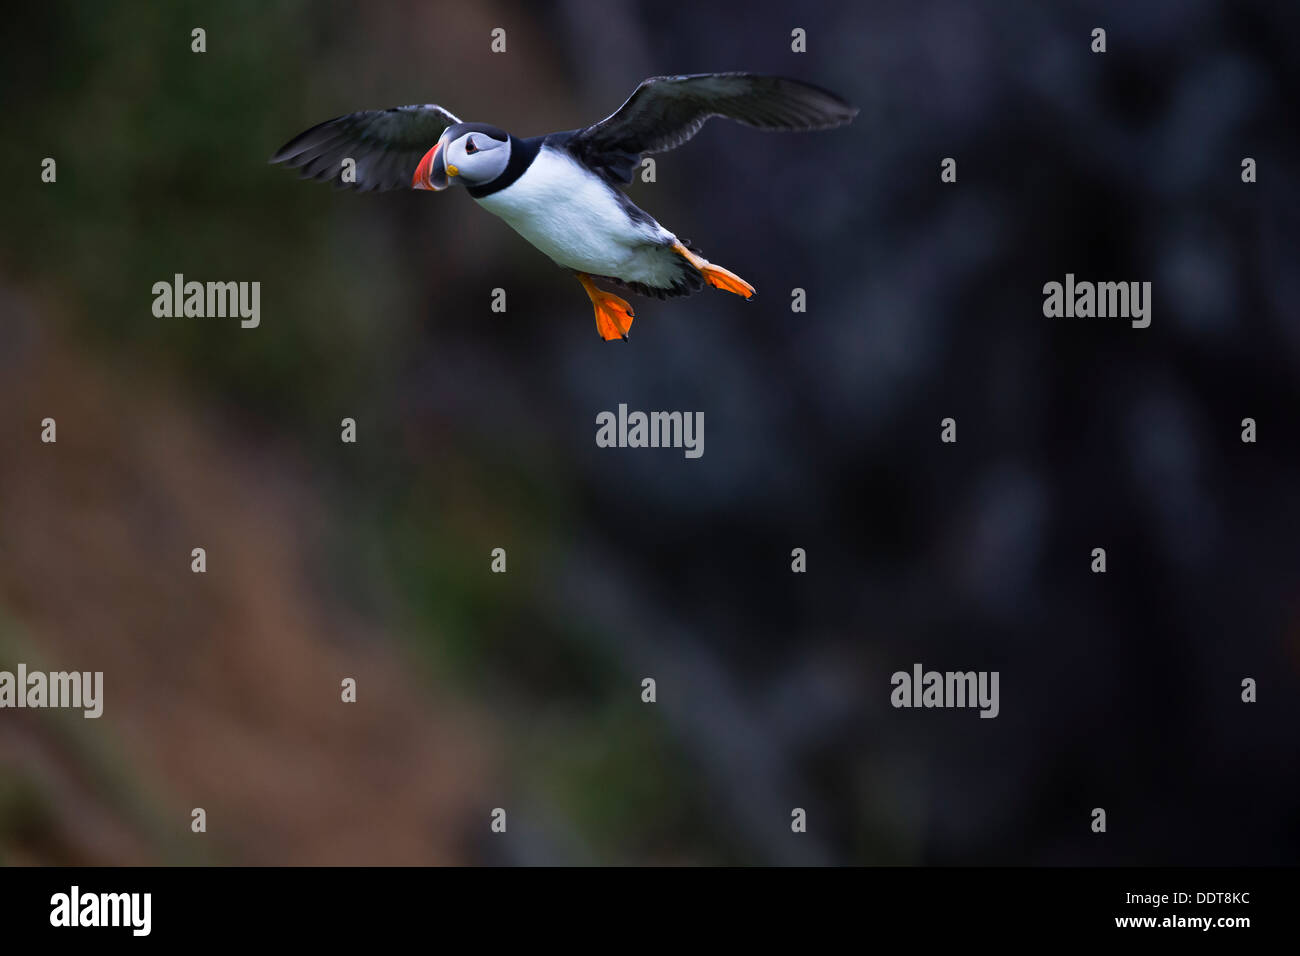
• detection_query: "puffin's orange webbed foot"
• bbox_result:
[671,241,755,299]
[577,273,634,341]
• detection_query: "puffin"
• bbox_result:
[271,73,856,340]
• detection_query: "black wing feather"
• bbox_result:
[568,73,857,184]
[270,104,461,192]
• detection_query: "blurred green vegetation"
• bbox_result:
[1,0,727,864]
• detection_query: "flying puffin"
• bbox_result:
[272,73,856,340]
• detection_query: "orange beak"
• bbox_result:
[412,141,449,191]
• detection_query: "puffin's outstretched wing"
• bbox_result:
[270,104,461,191]
[567,73,857,184]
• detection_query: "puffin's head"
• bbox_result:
[413,123,511,191]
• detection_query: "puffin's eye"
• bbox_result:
[465,138,478,155]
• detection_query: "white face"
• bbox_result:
[443,131,511,185]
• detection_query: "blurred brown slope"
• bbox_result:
[0,289,490,865]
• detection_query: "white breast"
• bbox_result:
[473,146,671,279]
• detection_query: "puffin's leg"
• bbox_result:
[576,272,634,341]
[671,241,755,299]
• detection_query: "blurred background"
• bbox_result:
[2,0,1298,865]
